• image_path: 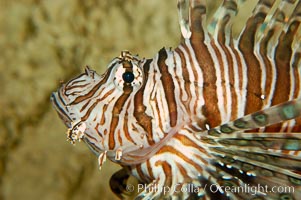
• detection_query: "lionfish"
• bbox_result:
[51,0,301,199]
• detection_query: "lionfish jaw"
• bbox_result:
[51,67,101,138]
[51,90,73,129]
[51,89,85,144]
[108,122,187,165]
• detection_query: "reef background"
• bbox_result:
[0,0,246,199]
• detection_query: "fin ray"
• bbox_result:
[202,98,301,137]
[209,0,238,45]
[178,0,208,43]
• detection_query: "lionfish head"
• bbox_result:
[51,51,148,160]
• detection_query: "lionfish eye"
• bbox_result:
[122,71,135,83]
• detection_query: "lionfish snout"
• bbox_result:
[50,66,102,130]
[51,90,73,128]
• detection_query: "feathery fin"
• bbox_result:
[204,98,301,137]
[209,0,238,45]
[192,98,301,199]
[178,0,208,43]
[177,0,192,39]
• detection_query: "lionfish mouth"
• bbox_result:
[50,87,73,129]
[50,67,101,130]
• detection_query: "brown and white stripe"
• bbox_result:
[51,0,301,199]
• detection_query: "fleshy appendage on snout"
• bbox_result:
[50,67,107,162]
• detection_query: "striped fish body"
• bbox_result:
[51,0,301,199]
